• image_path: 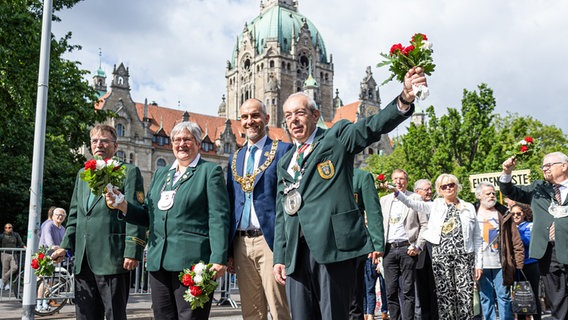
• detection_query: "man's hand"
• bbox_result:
[399,67,427,110]
[51,248,67,263]
[368,251,383,264]
[407,246,421,257]
[502,156,517,175]
[273,264,287,285]
[227,257,235,274]
[123,258,139,271]
[105,188,128,213]
[210,264,227,280]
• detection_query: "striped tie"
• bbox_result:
[550,184,562,241]
[241,145,257,229]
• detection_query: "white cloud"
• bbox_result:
[51,0,568,135]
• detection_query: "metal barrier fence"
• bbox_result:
[2,247,240,309]
[0,247,26,301]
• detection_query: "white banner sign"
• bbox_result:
[469,169,531,192]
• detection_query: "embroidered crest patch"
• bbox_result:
[317,160,335,180]
[136,191,145,204]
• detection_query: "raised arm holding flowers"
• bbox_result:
[378,33,436,100]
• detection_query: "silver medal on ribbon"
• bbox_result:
[158,190,176,211]
[284,189,302,215]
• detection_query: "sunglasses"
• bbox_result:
[512,212,523,216]
[440,182,456,190]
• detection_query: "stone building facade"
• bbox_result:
[89,0,397,190]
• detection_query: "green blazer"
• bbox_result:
[499,179,568,264]
[274,100,412,275]
[60,163,146,275]
[125,158,230,272]
[353,168,384,253]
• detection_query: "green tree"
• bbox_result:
[0,0,110,233]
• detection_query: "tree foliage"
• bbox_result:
[0,0,111,233]
[365,83,567,202]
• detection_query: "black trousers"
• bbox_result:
[383,243,417,320]
[538,242,568,320]
[414,246,438,320]
[74,258,130,320]
[286,238,358,320]
[149,269,213,320]
[350,255,367,320]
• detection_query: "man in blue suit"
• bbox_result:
[227,98,292,320]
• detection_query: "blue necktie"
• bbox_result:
[241,145,257,229]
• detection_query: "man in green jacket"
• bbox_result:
[273,67,426,319]
[499,152,568,320]
[52,124,146,320]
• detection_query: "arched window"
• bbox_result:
[202,142,214,152]
[116,151,126,162]
[157,158,167,168]
[129,153,134,164]
[116,123,125,137]
[224,143,232,154]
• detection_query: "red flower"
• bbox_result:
[182,274,194,287]
[389,43,404,55]
[84,159,97,171]
[38,253,45,260]
[377,174,386,182]
[31,259,40,269]
[402,45,415,56]
[189,285,203,297]
[524,136,533,144]
[520,145,529,153]
[412,33,428,41]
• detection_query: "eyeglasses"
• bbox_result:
[172,137,195,146]
[512,212,523,216]
[440,182,456,190]
[54,214,66,217]
[541,162,564,171]
[90,139,115,145]
[417,187,432,191]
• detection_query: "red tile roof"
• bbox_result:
[96,96,364,150]
[331,101,361,123]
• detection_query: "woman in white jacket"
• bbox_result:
[392,173,483,320]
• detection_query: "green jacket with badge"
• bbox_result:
[124,159,230,271]
[60,163,146,275]
[274,99,412,275]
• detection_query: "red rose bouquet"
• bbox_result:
[179,261,218,310]
[507,136,535,160]
[31,246,55,277]
[377,33,435,100]
[80,156,126,197]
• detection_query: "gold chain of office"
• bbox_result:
[231,140,279,193]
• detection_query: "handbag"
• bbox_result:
[511,271,537,315]
[473,282,481,316]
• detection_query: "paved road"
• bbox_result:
[0,293,243,319]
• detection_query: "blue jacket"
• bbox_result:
[227,138,292,252]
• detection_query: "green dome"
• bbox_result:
[95,67,106,77]
[232,5,328,66]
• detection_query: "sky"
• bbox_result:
[51,0,568,136]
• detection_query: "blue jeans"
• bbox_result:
[478,268,513,320]
[364,258,379,315]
